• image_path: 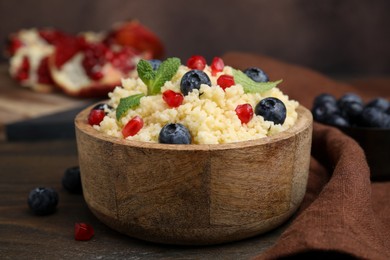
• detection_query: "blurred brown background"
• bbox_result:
[0,0,389,76]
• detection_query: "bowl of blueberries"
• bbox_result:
[312,93,390,180]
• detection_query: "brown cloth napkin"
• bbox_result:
[223,52,390,259]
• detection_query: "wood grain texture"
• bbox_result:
[75,105,313,245]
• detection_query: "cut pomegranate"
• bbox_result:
[88,109,106,125]
[186,55,206,70]
[211,57,224,76]
[163,90,184,108]
[15,56,30,81]
[217,75,235,91]
[74,223,94,241]
[235,103,254,124]
[122,116,144,138]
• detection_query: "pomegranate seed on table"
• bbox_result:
[163,90,184,108]
[122,116,144,138]
[210,57,224,76]
[74,223,94,241]
[235,104,254,124]
[217,75,235,91]
[186,55,207,70]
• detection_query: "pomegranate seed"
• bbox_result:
[39,29,66,45]
[186,55,207,70]
[74,223,94,241]
[211,57,224,76]
[82,43,108,80]
[37,57,55,84]
[15,56,30,81]
[163,90,184,107]
[54,35,82,68]
[7,37,23,55]
[88,109,105,125]
[217,75,235,91]
[122,116,144,138]
[104,46,138,74]
[235,104,254,124]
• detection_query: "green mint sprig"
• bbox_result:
[116,93,145,121]
[232,69,283,93]
[137,57,181,95]
[115,58,181,121]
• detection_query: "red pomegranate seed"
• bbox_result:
[235,104,254,124]
[162,90,184,107]
[88,109,106,125]
[15,56,30,81]
[7,37,23,55]
[109,46,137,74]
[186,55,207,70]
[217,75,235,91]
[74,223,94,241]
[122,116,144,138]
[211,57,224,76]
[39,29,66,45]
[37,57,55,84]
[54,35,82,68]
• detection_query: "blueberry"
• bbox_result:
[337,93,364,123]
[359,107,388,128]
[312,102,339,123]
[325,114,350,127]
[28,187,58,215]
[243,67,269,82]
[148,59,162,71]
[159,123,192,144]
[338,93,363,105]
[180,70,211,96]
[365,98,390,112]
[62,166,82,194]
[255,97,287,125]
[313,93,337,107]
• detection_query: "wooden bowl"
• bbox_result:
[75,105,313,245]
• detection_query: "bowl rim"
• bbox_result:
[75,104,313,151]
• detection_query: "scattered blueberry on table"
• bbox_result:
[27,187,58,215]
[62,166,83,194]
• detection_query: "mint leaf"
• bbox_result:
[149,57,181,95]
[137,60,156,88]
[232,69,282,93]
[116,93,145,121]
